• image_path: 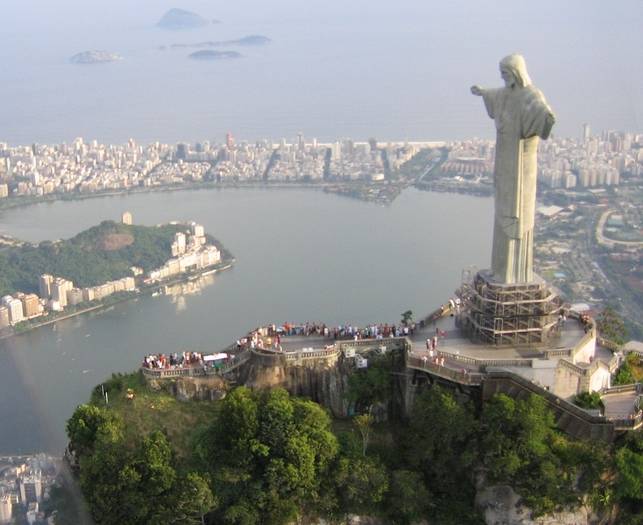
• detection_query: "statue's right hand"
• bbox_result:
[470,85,483,96]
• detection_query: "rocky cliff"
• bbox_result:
[235,351,354,416]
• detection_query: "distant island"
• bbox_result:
[170,35,271,49]
[69,51,123,64]
[157,8,209,30]
[189,50,242,61]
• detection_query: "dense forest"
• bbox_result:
[0,221,202,296]
[61,357,643,525]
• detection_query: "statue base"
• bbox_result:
[457,270,563,346]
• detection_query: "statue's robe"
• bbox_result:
[482,85,554,283]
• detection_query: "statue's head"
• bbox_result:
[499,54,532,88]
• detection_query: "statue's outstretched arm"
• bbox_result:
[471,85,484,96]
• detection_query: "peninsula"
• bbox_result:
[69,50,123,64]
[0,217,233,336]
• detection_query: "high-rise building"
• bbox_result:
[0,184,8,198]
[52,278,74,308]
[39,274,53,299]
[190,222,205,238]
[171,232,187,256]
[21,294,40,318]
[2,296,24,325]
[226,132,235,151]
[0,493,12,524]
[0,306,9,328]
[582,123,591,143]
[19,472,42,504]
[82,288,96,302]
[565,172,577,189]
[121,211,133,225]
[176,143,188,160]
[67,288,84,306]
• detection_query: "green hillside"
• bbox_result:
[0,220,186,296]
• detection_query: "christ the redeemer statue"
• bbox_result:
[471,54,555,284]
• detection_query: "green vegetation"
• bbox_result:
[67,370,643,524]
[574,391,604,410]
[596,305,628,346]
[0,220,187,296]
[400,309,413,326]
[614,353,643,385]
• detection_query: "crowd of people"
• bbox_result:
[267,321,422,340]
[142,351,204,370]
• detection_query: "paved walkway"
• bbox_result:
[602,391,641,419]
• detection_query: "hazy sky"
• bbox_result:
[0,0,641,144]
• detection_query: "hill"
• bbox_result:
[0,221,187,296]
[64,368,643,525]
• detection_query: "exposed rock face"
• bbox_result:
[475,484,607,525]
[158,376,227,401]
[235,352,353,416]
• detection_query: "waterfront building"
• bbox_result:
[0,184,8,198]
[0,305,9,328]
[2,296,24,325]
[190,222,205,239]
[94,283,115,300]
[121,211,133,225]
[67,288,84,306]
[38,274,53,300]
[82,287,95,302]
[21,294,41,318]
[171,232,187,256]
[51,278,73,308]
[167,259,180,275]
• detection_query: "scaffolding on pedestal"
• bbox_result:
[457,270,563,346]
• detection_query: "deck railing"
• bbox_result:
[407,355,483,385]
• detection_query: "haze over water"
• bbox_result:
[0,188,492,454]
[1,0,641,145]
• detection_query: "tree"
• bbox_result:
[401,310,414,326]
[202,387,339,524]
[334,456,388,514]
[406,387,477,498]
[614,432,643,502]
[354,410,373,456]
[614,353,639,385]
[174,473,218,525]
[347,353,393,410]
[386,470,430,525]
[480,393,603,516]
[66,404,122,461]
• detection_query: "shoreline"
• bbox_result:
[0,180,495,219]
[0,260,235,341]
[0,181,331,214]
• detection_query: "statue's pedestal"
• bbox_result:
[458,270,563,346]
